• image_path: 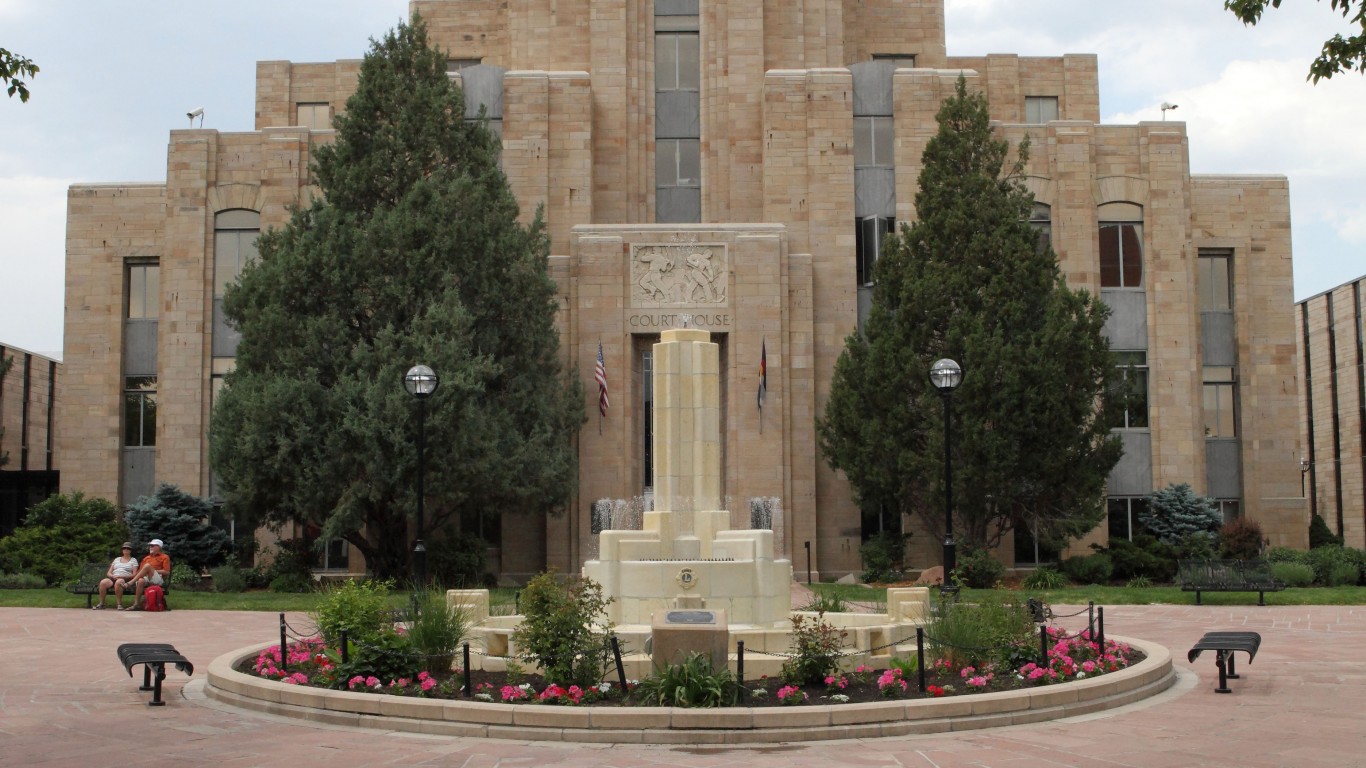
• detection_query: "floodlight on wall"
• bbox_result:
[1160,102,1179,120]
[186,107,204,128]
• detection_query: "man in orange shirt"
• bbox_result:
[131,539,171,610]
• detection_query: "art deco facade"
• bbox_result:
[61,0,1306,578]
[1298,274,1366,548]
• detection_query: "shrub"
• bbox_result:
[210,564,247,593]
[313,578,395,645]
[123,484,231,571]
[170,562,204,590]
[859,531,909,583]
[1326,562,1360,587]
[1103,535,1177,582]
[1126,575,1152,589]
[927,594,1034,670]
[1059,553,1112,585]
[406,585,473,674]
[0,491,126,585]
[955,546,1005,589]
[1306,545,1359,586]
[1271,561,1314,587]
[1140,483,1221,545]
[1219,518,1264,560]
[269,572,315,594]
[0,572,46,589]
[332,627,422,685]
[1022,566,1069,590]
[426,533,488,588]
[634,652,738,707]
[800,590,848,613]
[1263,546,1307,565]
[513,571,614,688]
[262,537,317,583]
[1309,513,1343,548]
[1175,531,1218,561]
[781,612,847,685]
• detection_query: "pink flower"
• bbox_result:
[966,676,987,688]
[366,676,381,689]
[1081,660,1096,673]
[420,678,437,692]
[348,675,366,690]
[418,671,431,681]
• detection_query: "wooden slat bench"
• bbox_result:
[117,643,194,706]
[1187,631,1261,693]
[1178,559,1283,605]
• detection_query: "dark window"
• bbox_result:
[1030,203,1052,251]
[1013,517,1061,565]
[1108,497,1149,541]
[1114,351,1149,429]
[856,217,894,286]
[1203,366,1237,437]
[1099,222,1143,288]
[123,376,157,447]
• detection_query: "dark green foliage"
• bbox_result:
[1263,545,1308,564]
[0,492,126,585]
[170,562,204,590]
[0,572,45,589]
[1021,566,1068,590]
[1060,553,1113,585]
[1219,517,1265,560]
[407,585,473,673]
[332,627,422,685]
[313,578,395,644]
[1271,561,1315,587]
[513,571,613,687]
[269,573,315,593]
[1306,545,1361,586]
[265,538,317,582]
[782,612,848,685]
[927,594,1035,670]
[210,564,248,593]
[1309,513,1343,548]
[1101,535,1177,582]
[427,533,488,588]
[0,48,39,102]
[1140,484,1221,546]
[859,531,908,583]
[123,484,231,571]
[210,16,584,581]
[1175,531,1219,562]
[1224,0,1366,82]
[955,546,1005,589]
[635,653,738,707]
[817,77,1121,553]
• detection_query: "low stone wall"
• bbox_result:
[204,636,1173,743]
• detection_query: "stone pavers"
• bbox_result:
[2,602,1363,766]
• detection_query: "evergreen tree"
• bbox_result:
[124,483,232,571]
[817,77,1122,553]
[211,17,584,580]
[1140,483,1222,545]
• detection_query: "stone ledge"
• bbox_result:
[202,635,1173,744]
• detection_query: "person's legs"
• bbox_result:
[114,578,129,608]
[133,575,148,607]
[96,578,112,608]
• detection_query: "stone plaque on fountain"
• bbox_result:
[651,609,728,671]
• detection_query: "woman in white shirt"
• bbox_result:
[95,543,139,610]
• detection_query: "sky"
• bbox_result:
[1,0,1363,360]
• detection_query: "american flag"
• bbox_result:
[757,337,767,412]
[595,341,609,417]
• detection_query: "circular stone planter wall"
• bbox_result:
[204,636,1174,744]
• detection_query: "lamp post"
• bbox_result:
[929,358,962,587]
[404,364,438,596]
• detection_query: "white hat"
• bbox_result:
[149,539,164,547]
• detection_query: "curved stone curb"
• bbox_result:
[204,635,1174,744]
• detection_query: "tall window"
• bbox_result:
[123,376,157,447]
[656,139,701,222]
[214,210,260,297]
[655,16,700,224]
[854,116,894,168]
[1108,497,1149,541]
[1199,250,1233,311]
[1099,203,1143,288]
[1114,351,1149,429]
[296,103,331,131]
[1030,203,1052,251]
[127,263,159,319]
[642,348,654,491]
[856,216,894,287]
[1025,96,1059,124]
[655,32,699,92]
[1203,366,1237,437]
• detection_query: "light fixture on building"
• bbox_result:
[186,107,204,128]
[929,358,962,590]
[1160,102,1179,121]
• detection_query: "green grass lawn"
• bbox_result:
[807,581,1366,607]
[0,586,521,612]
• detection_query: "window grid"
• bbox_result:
[1099,222,1143,288]
[127,263,159,320]
[1203,366,1238,437]
[1114,351,1149,429]
[1107,497,1150,541]
[123,376,157,447]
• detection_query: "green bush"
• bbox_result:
[1175,531,1218,561]
[0,572,46,589]
[406,585,473,674]
[170,562,203,590]
[427,533,489,588]
[781,612,847,685]
[1271,561,1314,587]
[1306,545,1359,586]
[859,531,909,583]
[1263,546,1307,565]
[264,537,318,582]
[955,546,1005,589]
[800,590,848,613]
[927,594,1034,670]
[1103,535,1177,582]
[123,483,231,571]
[0,491,126,585]
[1021,566,1069,590]
[1059,553,1113,584]
[313,578,394,644]
[1309,513,1343,548]
[513,571,614,687]
[634,652,738,707]
[1219,517,1264,560]
[210,565,247,593]
[1140,483,1221,545]
[332,627,422,685]
[1326,562,1360,587]
[1126,575,1153,589]
[269,572,315,594]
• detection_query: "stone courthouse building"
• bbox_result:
[61,0,1307,579]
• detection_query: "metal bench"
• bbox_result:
[68,562,171,609]
[116,643,194,706]
[1187,631,1261,693]
[1178,559,1283,605]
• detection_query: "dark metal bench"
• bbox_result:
[1178,559,1283,605]
[68,562,170,609]
[116,643,193,706]
[1188,631,1261,693]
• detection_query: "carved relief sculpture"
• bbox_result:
[631,239,727,307]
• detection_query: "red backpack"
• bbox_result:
[144,585,166,612]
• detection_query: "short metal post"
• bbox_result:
[736,641,746,703]
[463,643,472,696]
[916,627,926,693]
[610,635,628,692]
[279,613,288,672]
[1088,601,1095,641]
[1097,606,1106,650]
[1040,625,1049,666]
[340,629,349,665]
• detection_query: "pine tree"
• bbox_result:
[211,17,584,580]
[1140,483,1221,545]
[817,77,1122,553]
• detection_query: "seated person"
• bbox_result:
[131,539,171,610]
[95,542,139,610]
